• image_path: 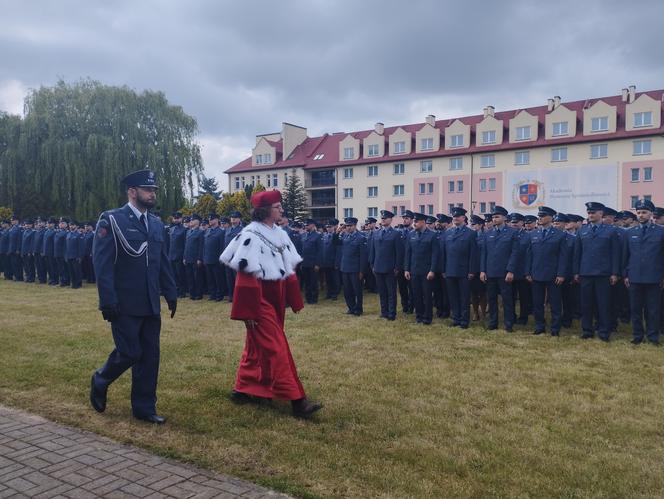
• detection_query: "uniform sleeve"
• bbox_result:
[611,229,621,276]
[556,234,569,278]
[396,233,405,271]
[573,234,582,276]
[159,229,178,301]
[404,239,411,272]
[480,235,487,273]
[621,231,630,278]
[92,213,118,309]
[229,271,263,321]
[506,232,519,274]
[315,234,323,267]
[359,236,368,273]
[469,232,479,275]
[430,236,439,273]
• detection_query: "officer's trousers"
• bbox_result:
[411,274,434,324]
[23,254,35,282]
[185,262,202,299]
[322,267,340,298]
[170,260,187,297]
[446,276,471,327]
[629,283,661,342]
[342,272,363,314]
[0,254,6,278]
[82,255,95,283]
[512,279,531,323]
[580,276,610,339]
[226,267,237,302]
[57,257,69,285]
[375,271,397,319]
[94,314,161,416]
[397,271,413,312]
[561,281,574,327]
[67,258,82,288]
[35,254,47,283]
[301,266,319,304]
[433,273,450,318]
[46,256,58,284]
[205,263,225,300]
[487,277,514,329]
[11,253,23,281]
[532,280,562,334]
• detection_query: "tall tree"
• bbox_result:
[282,168,308,220]
[0,79,203,219]
[197,174,220,200]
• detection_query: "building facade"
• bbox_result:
[226,86,664,220]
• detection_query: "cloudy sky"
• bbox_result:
[2,0,664,190]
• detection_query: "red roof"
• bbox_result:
[225,90,664,174]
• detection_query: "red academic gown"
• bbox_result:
[230,271,306,400]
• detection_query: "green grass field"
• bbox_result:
[1,279,664,498]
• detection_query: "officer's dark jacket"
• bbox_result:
[284,226,302,254]
[33,229,45,255]
[573,223,621,276]
[65,231,84,260]
[21,229,34,256]
[184,227,204,264]
[404,228,439,275]
[320,232,337,268]
[622,223,664,283]
[0,229,9,253]
[93,204,177,316]
[525,227,570,281]
[333,230,368,273]
[8,225,23,253]
[83,231,94,256]
[224,224,243,250]
[300,230,322,268]
[511,229,531,279]
[54,230,67,258]
[168,223,187,261]
[480,225,519,278]
[439,225,479,277]
[203,226,224,265]
[369,226,404,273]
[42,228,55,257]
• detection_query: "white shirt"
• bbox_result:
[126,202,148,231]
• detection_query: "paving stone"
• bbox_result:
[4,476,37,493]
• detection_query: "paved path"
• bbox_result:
[0,405,289,498]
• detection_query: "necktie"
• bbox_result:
[139,214,146,230]
[642,224,648,237]
[543,228,548,239]
[592,225,597,234]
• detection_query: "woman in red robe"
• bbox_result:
[220,190,322,419]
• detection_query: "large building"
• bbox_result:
[225,86,664,221]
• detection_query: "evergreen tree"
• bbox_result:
[282,168,308,220]
[197,174,220,200]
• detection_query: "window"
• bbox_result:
[489,178,496,191]
[420,160,433,173]
[457,203,464,208]
[590,144,608,159]
[633,140,652,155]
[427,205,434,215]
[489,201,496,211]
[631,196,639,208]
[552,121,568,136]
[368,165,378,176]
[591,116,609,132]
[419,183,426,194]
[644,195,652,202]
[343,167,353,179]
[241,176,246,188]
[515,151,530,165]
[255,154,263,165]
[427,183,434,194]
[234,177,240,190]
[448,203,455,213]
[393,163,405,175]
[421,137,434,151]
[367,186,378,197]
[479,178,487,192]
[479,202,487,213]
[343,188,353,198]
[516,126,531,141]
[644,167,653,181]
[394,141,406,154]
[313,153,325,160]
[481,154,495,168]
[343,147,355,159]
[482,130,496,144]
[250,175,255,186]
[419,204,425,213]
[449,157,463,170]
[267,175,272,187]
[392,205,398,215]
[457,180,464,192]
[393,184,405,196]
[263,153,271,164]
[272,173,278,187]
[634,111,653,128]
[631,168,640,182]
[551,147,568,162]
[284,172,288,185]
[367,144,379,157]
[448,181,455,193]
[344,208,353,218]
[450,134,464,147]
[368,207,378,217]
[399,205,406,215]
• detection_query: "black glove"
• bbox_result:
[167,299,177,318]
[100,304,120,323]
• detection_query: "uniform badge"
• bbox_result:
[97,227,108,238]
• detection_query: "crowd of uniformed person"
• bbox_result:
[2,199,664,345]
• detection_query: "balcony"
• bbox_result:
[305,178,336,188]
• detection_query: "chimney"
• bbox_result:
[553,96,561,108]
[483,106,494,118]
[547,98,554,111]
[621,88,629,102]
[374,122,384,135]
[425,115,436,127]
[628,85,636,103]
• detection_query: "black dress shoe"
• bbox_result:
[133,413,167,424]
[90,375,107,413]
[292,398,323,419]
[487,325,498,331]
[551,332,560,337]
[387,316,396,321]
[504,327,514,333]
[533,330,545,335]
[648,340,662,347]
[630,338,643,345]
[581,333,594,339]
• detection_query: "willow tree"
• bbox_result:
[0,79,203,219]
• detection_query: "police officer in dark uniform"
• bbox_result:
[433,214,451,319]
[90,169,177,424]
[300,218,322,304]
[168,212,187,297]
[320,219,340,300]
[440,207,478,329]
[183,213,204,300]
[203,213,225,301]
[397,210,415,313]
[21,219,36,282]
[224,211,243,301]
[8,215,23,281]
[573,202,621,341]
[525,206,569,336]
[602,206,625,332]
[508,212,531,325]
[65,220,84,288]
[469,215,487,321]
[0,220,10,279]
[404,212,439,325]
[33,218,47,284]
[480,206,518,332]
[42,217,58,285]
[552,213,576,328]
[334,217,367,316]
[363,217,378,293]
[622,199,664,345]
[369,210,403,321]
[54,217,70,286]
[83,222,95,283]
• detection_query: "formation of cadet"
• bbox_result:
[3,198,664,345]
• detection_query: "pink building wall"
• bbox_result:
[412,176,440,214]
[384,199,411,216]
[621,159,664,209]
[472,171,503,214]
[440,174,470,212]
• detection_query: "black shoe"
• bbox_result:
[133,413,166,424]
[230,390,252,404]
[551,332,560,337]
[581,333,594,340]
[599,337,610,343]
[533,330,545,335]
[353,311,362,316]
[505,327,514,333]
[487,325,498,331]
[421,321,431,325]
[89,375,107,413]
[387,316,396,321]
[345,310,354,315]
[648,340,662,347]
[292,398,323,419]
[630,338,643,345]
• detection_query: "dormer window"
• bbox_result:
[367,144,379,157]
[591,116,608,132]
[552,121,568,136]
[634,111,653,128]
[515,126,531,141]
[343,147,354,160]
[481,130,496,144]
[255,153,272,165]
[393,141,406,154]
[420,137,433,151]
[450,134,464,147]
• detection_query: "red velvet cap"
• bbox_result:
[251,189,282,208]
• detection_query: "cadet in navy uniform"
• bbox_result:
[33,219,47,284]
[508,212,531,325]
[21,219,36,282]
[552,213,576,328]
[224,211,243,301]
[183,214,204,300]
[54,218,70,286]
[369,210,403,321]
[602,207,625,332]
[397,210,415,313]
[8,216,24,281]
[168,212,187,297]
[82,222,95,283]
[320,219,340,299]
[363,217,378,293]
[300,218,322,304]
[622,199,664,345]
[65,221,84,288]
[90,169,177,424]
[480,206,518,332]
[573,202,621,341]
[440,207,478,329]
[0,220,9,279]
[203,213,225,301]
[525,206,569,336]
[404,212,439,325]
[42,218,58,285]
[334,217,367,316]
[469,215,487,321]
